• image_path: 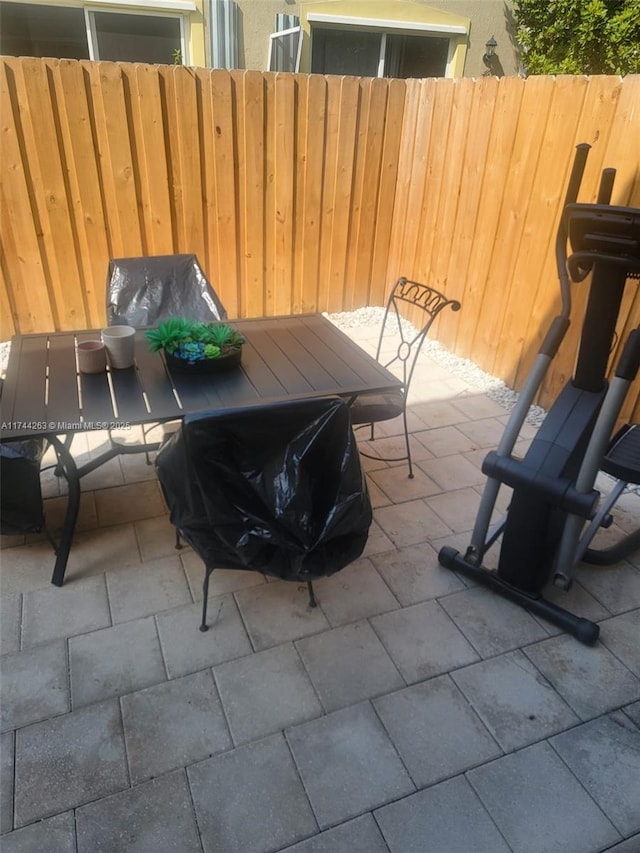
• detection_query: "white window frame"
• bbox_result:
[84,5,190,64]
[267,25,302,73]
[308,12,465,79]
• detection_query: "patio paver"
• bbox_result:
[120,671,231,783]
[278,814,388,853]
[450,650,580,751]
[155,596,252,678]
[0,811,76,853]
[524,634,640,720]
[75,771,201,853]
[68,617,166,707]
[374,775,512,853]
[1,641,69,732]
[234,581,330,651]
[214,643,322,745]
[13,700,128,827]
[549,713,640,837]
[295,620,404,712]
[467,741,621,853]
[370,599,479,682]
[188,733,317,853]
[21,574,111,648]
[285,702,415,829]
[373,676,502,787]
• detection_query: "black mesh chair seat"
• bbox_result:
[349,391,404,424]
[156,396,372,630]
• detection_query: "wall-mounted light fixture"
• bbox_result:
[482,35,504,78]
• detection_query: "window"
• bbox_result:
[0,2,187,65]
[90,11,181,64]
[268,14,301,73]
[0,3,89,59]
[308,14,466,79]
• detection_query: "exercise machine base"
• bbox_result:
[438,546,600,646]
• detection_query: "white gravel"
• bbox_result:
[326,307,547,426]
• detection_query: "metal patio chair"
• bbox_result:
[155,396,372,631]
[349,277,461,478]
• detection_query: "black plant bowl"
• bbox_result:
[164,346,242,374]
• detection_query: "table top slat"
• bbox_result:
[3,337,48,436]
[110,366,151,424]
[133,334,185,421]
[46,335,82,427]
[79,372,117,424]
[299,316,402,392]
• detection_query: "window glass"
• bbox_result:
[92,12,181,64]
[0,3,88,59]
[385,34,449,78]
[269,28,302,72]
[311,28,380,77]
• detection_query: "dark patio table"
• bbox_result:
[1,313,402,585]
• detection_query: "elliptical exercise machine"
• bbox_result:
[438,143,640,646]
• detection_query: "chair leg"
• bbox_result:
[175,528,182,549]
[200,568,213,631]
[402,411,414,479]
[307,580,317,608]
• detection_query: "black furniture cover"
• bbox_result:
[156,397,372,581]
[106,253,227,326]
[0,438,46,535]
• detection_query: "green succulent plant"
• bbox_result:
[145,317,193,354]
[145,318,244,359]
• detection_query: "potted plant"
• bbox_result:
[145,317,245,373]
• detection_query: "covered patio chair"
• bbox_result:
[106,253,228,461]
[155,396,372,631]
[0,377,47,537]
[106,253,227,326]
[349,277,461,478]
[0,437,47,536]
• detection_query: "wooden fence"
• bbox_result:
[1,58,639,415]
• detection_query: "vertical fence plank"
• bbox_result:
[0,60,55,332]
[494,75,589,389]
[201,69,240,318]
[453,76,525,360]
[87,61,143,259]
[370,77,405,305]
[437,75,498,351]
[128,63,174,257]
[295,73,326,313]
[317,76,359,312]
[347,77,390,308]
[10,59,87,329]
[50,59,110,327]
[427,77,475,344]
[471,75,556,375]
[159,65,206,264]
[272,73,296,315]
[238,71,266,318]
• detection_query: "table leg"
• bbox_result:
[48,435,80,587]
